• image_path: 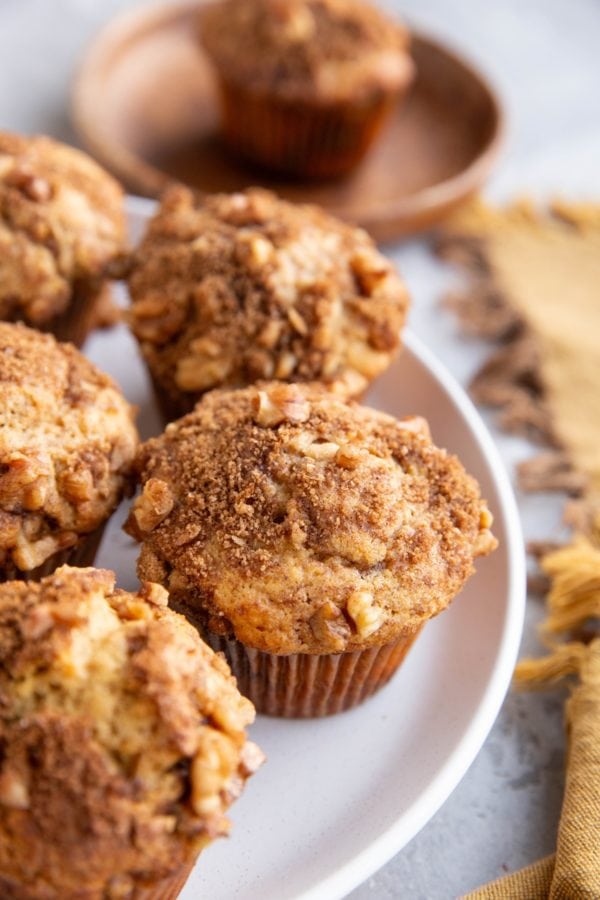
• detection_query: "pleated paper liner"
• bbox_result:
[216,78,407,180]
[6,278,109,349]
[0,521,107,583]
[199,625,423,718]
[134,860,196,900]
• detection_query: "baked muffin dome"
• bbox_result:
[200,0,413,103]
[126,383,497,655]
[0,566,263,898]
[0,131,126,340]
[127,187,409,418]
[0,323,138,578]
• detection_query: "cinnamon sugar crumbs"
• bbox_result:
[127,186,409,417]
[200,0,413,102]
[0,131,127,325]
[126,383,496,655]
[0,323,138,574]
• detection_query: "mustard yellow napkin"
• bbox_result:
[464,541,600,899]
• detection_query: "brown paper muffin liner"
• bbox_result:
[216,78,408,179]
[6,278,108,348]
[134,860,196,900]
[198,624,423,717]
[149,372,198,425]
[0,521,107,584]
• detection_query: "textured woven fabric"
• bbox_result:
[465,544,600,899]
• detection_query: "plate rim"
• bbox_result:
[296,330,526,900]
[123,198,526,899]
[72,0,505,240]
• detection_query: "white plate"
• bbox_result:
[85,198,525,900]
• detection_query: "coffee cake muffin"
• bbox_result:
[0,566,263,899]
[125,383,497,717]
[0,323,138,581]
[0,131,127,345]
[199,0,414,177]
[127,187,409,420]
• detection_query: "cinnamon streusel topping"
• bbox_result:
[0,566,262,899]
[0,131,126,325]
[126,383,497,654]
[0,323,138,573]
[128,187,409,411]
[200,0,413,101]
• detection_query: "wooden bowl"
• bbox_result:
[72,0,504,241]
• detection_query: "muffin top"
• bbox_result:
[200,0,413,102]
[0,323,138,573]
[0,131,126,325]
[0,566,262,899]
[128,187,409,410]
[126,383,497,655]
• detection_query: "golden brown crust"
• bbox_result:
[0,566,262,899]
[200,0,413,102]
[126,383,497,654]
[0,323,138,574]
[127,187,409,411]
[0,131,127,325]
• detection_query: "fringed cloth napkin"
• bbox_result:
[465,539,600,899]
[435,198,600,897]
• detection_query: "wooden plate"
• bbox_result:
[72,1,503,241]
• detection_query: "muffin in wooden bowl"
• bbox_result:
[199,0,414,178]
[127,186,409,420]
[125,382,497,717]
[0,323,138,582]
[0,131,127,345]
[0,565,263,899]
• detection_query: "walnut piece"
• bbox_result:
[252,385,311,427]
[346,590,384,638]
[132,478,174,534]
[191,728,238,817]
[0,769,29,809]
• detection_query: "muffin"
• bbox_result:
[125,382,498,717]
[199,0,414,178]
[0,565,263,899]
[0,323,138,581]
[127,187,409,420]
[0,131,127,345]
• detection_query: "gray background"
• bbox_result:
[1,0,599,897]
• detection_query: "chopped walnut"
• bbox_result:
[274,351,298,379]
[175,355,232,391]
[350,248,391,295]
[257,319,284,349]
[397,416,431,439]
[287,307,308,336]
[309,601,349,651]
[132,478,174,534]
[335,445,363,469]
[346,590,384,638]
[191,728,238,817]
[252,385,311,427]
[139,581,169,608]
[0,769,29,809]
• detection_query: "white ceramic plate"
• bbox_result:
[85,198,525,900]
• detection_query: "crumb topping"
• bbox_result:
[200,0,413,101]
[0,131,127,325]
[127,187,408,412]
[126,384,497,654]
[0,323,138,573]
[0,566,262,898]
